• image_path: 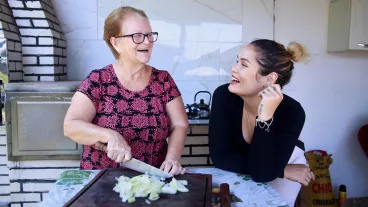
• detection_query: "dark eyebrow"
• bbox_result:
[237,55,250,63]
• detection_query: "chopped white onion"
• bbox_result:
[113,174,189,203]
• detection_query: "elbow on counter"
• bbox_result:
[209,152,247,175]
[208,150,226,171]
[250,170,279,183]
[211,159,232,174]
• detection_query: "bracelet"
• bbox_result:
[256,117,274,132]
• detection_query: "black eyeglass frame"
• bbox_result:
[115,32,158,44]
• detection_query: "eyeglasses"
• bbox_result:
[115,32,158,44]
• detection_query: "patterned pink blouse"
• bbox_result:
[77,64,181,170]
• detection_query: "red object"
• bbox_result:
[219,183,231,207]
[77,64,181,170]
[358,124,368,158]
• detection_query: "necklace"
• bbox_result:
[244,103,254,137]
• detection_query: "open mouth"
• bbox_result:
[231,76,240,84]
[137,48,149,53]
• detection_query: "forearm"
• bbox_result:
[248,127,289,182]
[283,164,292,180]
[64,120,115,145]
[210,151,250,174]
[166,125,188,161]
[249,123,303,181]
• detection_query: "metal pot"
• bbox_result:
[186,91,211,119]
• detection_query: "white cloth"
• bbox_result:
[187,168,289,207]
[268,145,306,207]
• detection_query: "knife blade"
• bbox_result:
[120,158,173,179]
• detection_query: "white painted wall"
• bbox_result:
[51,0,368,197]
[275,0,368,197]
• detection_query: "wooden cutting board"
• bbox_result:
[64,168,212,207]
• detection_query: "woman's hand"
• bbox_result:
[258,84,283,121]
[284,164,315,186]
[95,141,107,152]
[97,131,132,163]
[160,158,186,176]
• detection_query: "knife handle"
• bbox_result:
[219,183,231,207]
[95,141,108,152]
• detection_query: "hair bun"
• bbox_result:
[286,42,309,63]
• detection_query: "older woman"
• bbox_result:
[209,39,315,205]
[64,6,188,175]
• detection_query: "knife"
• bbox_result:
[97,142,173,178]
[120,158,173,179]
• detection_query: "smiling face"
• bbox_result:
[228,44,268,97]
[113,14,154,65]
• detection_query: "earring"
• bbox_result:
[264,84,268,88]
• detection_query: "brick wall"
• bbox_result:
[7,160,79,206]
[8,0,67,81]
[181,125,212,167]
[0,0,23,82]
[0,124,211,206]
[0,127,10,205]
